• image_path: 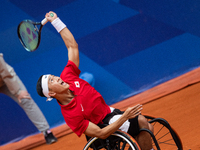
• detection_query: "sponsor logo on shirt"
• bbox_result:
[80,104,84,111]
[74,81,80,88]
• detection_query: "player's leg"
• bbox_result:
[133,115,153,150]
[108,111,153,150]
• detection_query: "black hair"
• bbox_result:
[36,75,45,97]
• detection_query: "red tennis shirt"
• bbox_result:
[58,60,111,137]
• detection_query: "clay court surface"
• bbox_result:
[1,68,200,150]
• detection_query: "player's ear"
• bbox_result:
[49,91,56,97]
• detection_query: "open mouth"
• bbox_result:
[58,78,65,85]
[61,81,65,85]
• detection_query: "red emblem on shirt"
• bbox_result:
[74,81,80,88]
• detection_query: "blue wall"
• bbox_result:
[1,0,200,146]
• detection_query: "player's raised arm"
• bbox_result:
[45,11,79,67]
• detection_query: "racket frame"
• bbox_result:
[17,19,46,52]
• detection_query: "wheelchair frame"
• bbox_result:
[83,115,183,150]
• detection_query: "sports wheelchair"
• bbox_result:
[83,115,183,150]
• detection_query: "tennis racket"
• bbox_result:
[17,12,54,52]
[17,17,48,52]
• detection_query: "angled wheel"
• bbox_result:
[83,130,141,150]
[144,115,183,150]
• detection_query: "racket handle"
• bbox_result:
[41,18,48,25]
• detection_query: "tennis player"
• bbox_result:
[36,11,153,150]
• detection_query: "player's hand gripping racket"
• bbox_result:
[17,13,54,52]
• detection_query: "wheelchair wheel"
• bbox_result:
[83,130,141,150]
[144,115,183,150]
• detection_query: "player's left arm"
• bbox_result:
[84,104,143,139]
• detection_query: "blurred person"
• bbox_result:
[0,53,57,144]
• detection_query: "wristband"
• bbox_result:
[51,18,66,33]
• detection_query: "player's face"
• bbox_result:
[48,75,69,94]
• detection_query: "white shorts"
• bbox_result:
[109,107,130,132]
